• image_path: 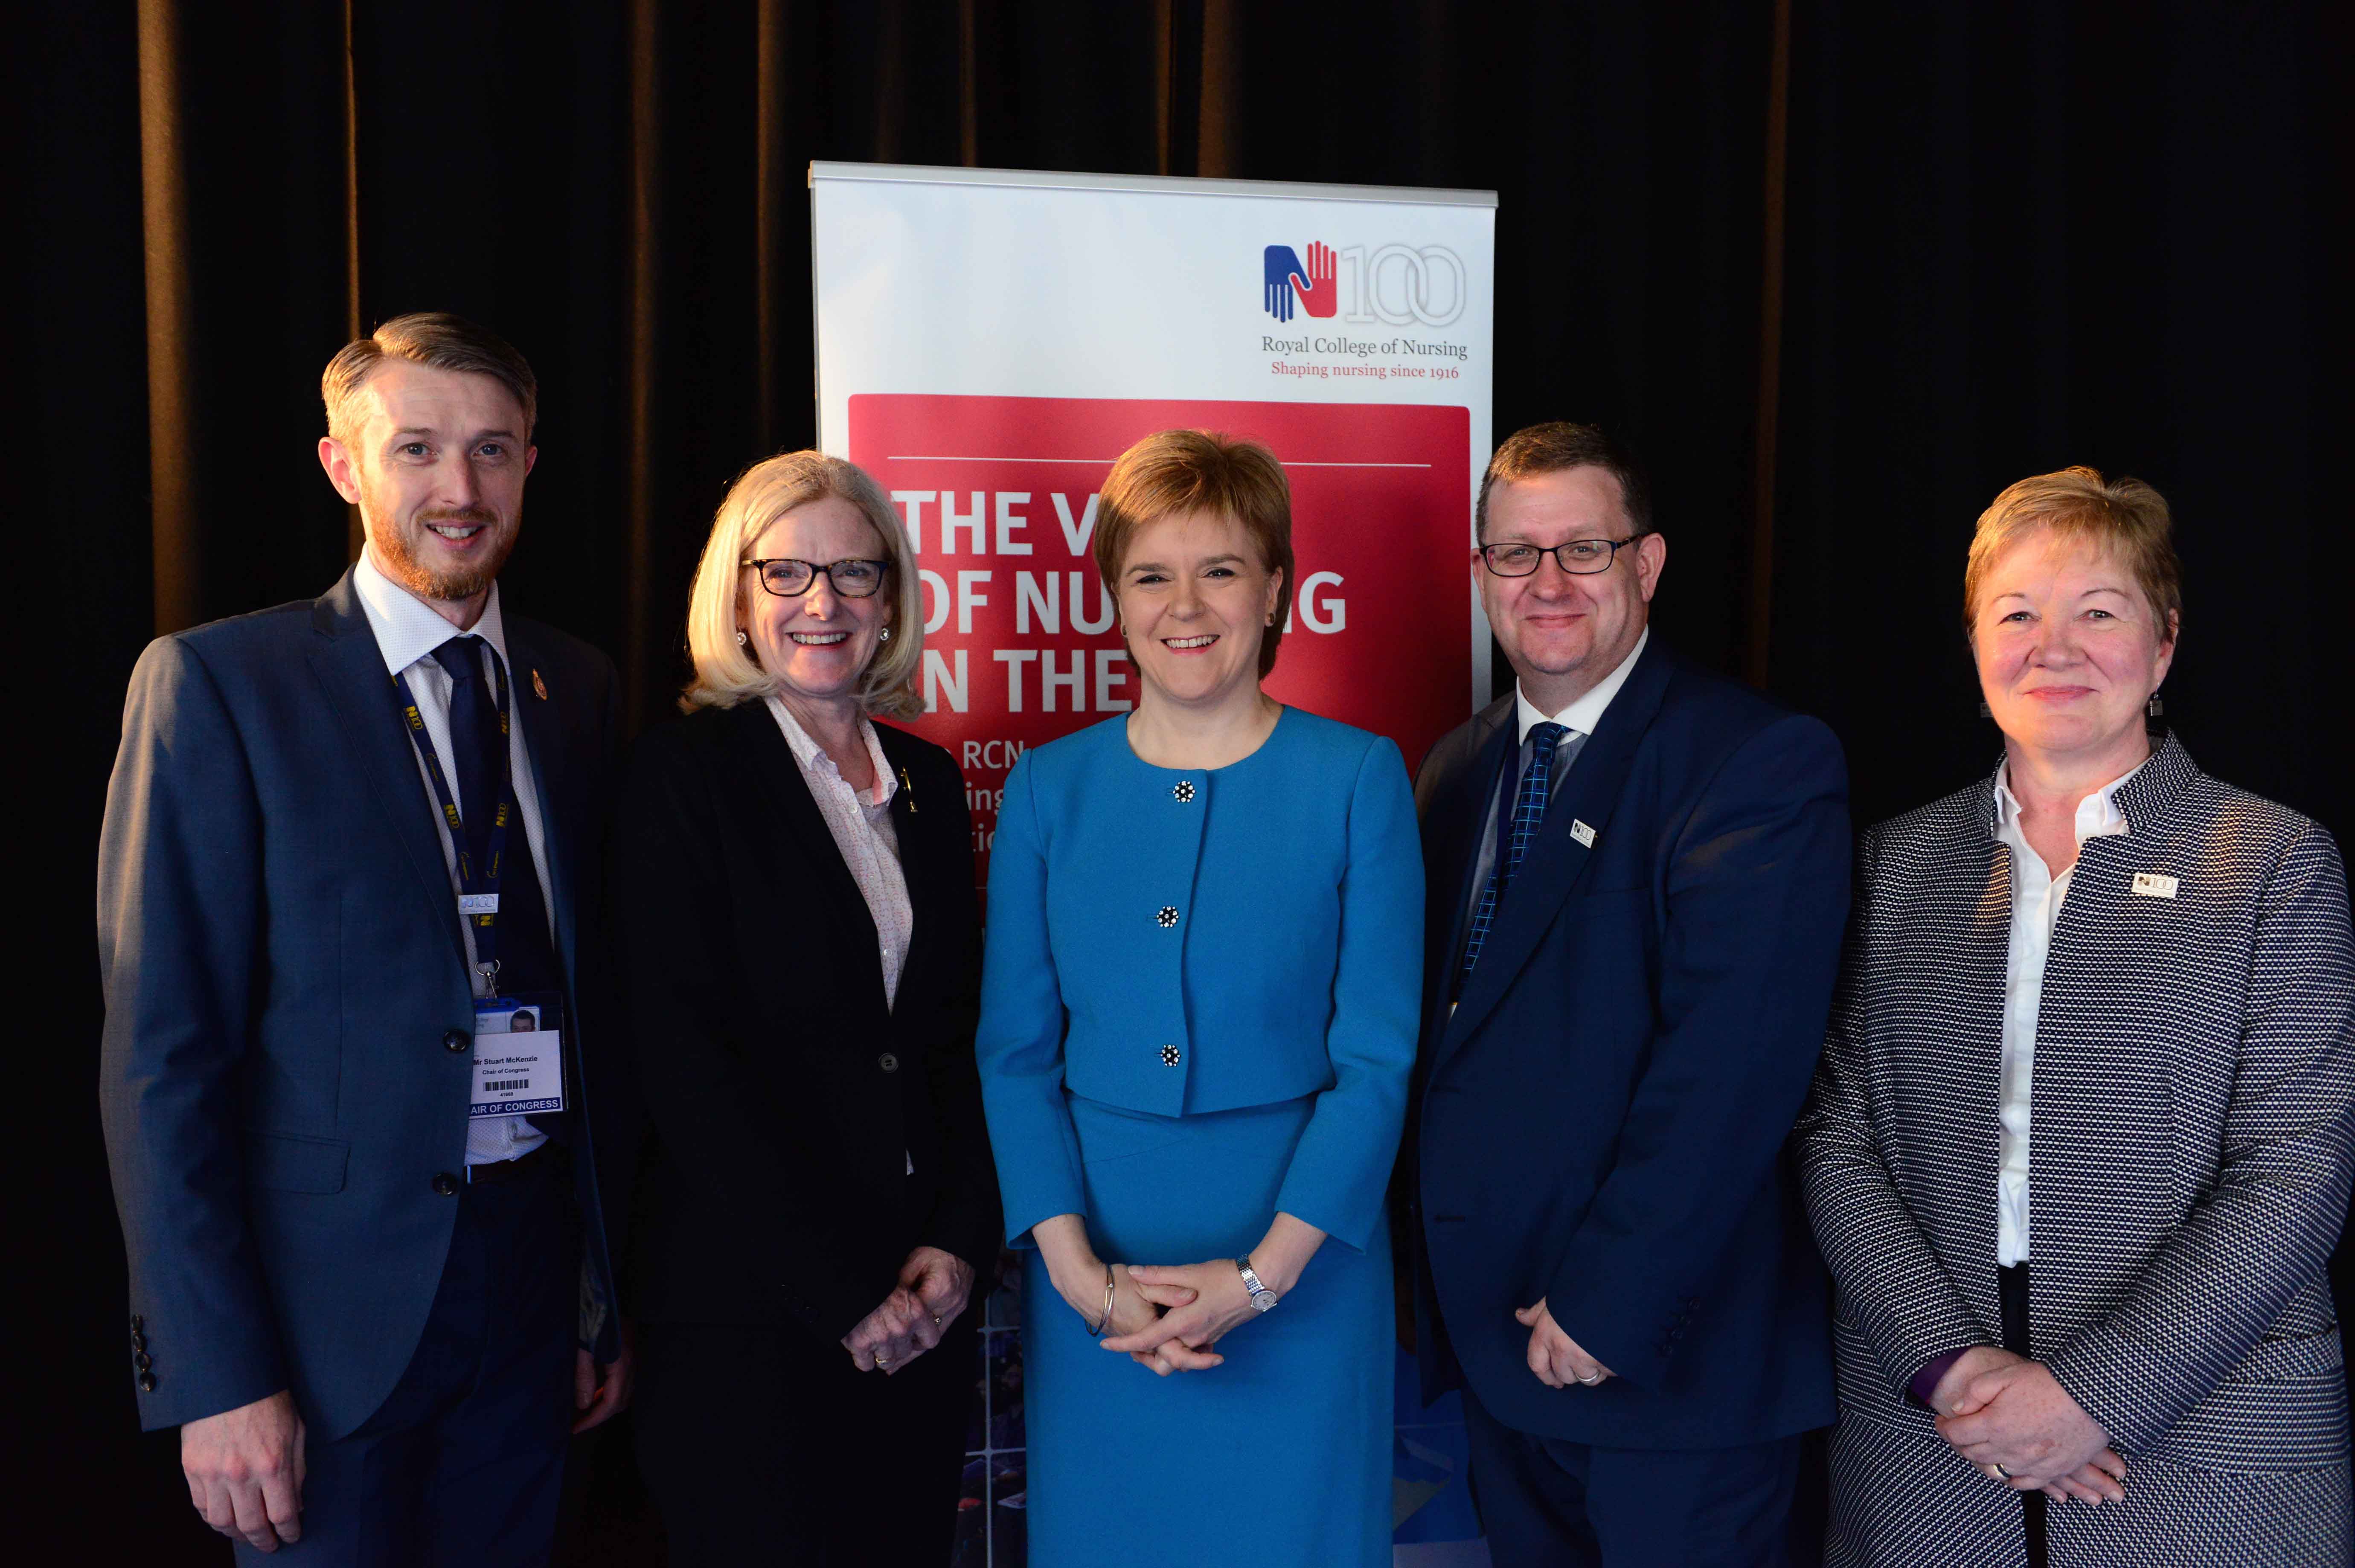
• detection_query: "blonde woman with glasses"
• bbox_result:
[614,451,1000,1566]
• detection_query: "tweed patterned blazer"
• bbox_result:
[1796,735,2355,1567]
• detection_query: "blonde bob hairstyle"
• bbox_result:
[1962,465,2183,639]
[1091,429,1296,678]
[681,451,925,717]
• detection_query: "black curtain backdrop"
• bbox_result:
[12,2,2348,1559]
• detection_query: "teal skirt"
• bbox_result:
[1021,1092,1392,1566]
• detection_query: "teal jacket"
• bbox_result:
[977,708,1424,1253]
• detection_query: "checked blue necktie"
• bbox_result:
[1457,722,1569,995]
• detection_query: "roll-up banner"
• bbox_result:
[811,162,1496,879]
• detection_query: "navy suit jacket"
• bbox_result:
[1408,636,1849,1448]
[97,569,629,1438]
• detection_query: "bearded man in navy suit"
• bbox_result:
[1406,423,1851,1566]
[99,314,632,1562]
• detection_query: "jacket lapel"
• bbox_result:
[304,569,469,971]
[1421,701,1515,1048]
[875,725,939,1003]
[1442,640,1675,1056]
[730,703,887,1005]
[505,620,579,982]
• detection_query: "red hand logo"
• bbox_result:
[1289,241,1338,319]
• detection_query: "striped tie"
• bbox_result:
[1458,722,1568,993]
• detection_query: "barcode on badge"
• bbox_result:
[484,1079,530,1092]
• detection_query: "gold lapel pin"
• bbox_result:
[531,668,549,701]
[899,765,917,810]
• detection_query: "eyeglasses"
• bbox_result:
[1478,537,1643,577]
[741,557,889,598]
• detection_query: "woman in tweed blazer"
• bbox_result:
[1797,467,2355,1568]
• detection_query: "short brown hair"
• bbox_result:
[1963,466,2183,636]
[322,313,538,441]
[1092,430,1296,678]
[681,451,925,717]
[1475,421,1652,541]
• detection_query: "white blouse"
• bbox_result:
[763,697,912,1010]
[1989,758,2142,1265]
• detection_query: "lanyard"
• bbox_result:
[392,651,517,994]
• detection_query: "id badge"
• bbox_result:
[470,993,566,1119]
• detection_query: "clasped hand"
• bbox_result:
[840,1246,975,1375]
[1930,1347,2127,1506]
[1103,1260,1273,1376]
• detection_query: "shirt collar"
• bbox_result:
[1514,627,1649,745]
[352,545,510,677]
[763,694,897,808]
[1992,755,2143,843]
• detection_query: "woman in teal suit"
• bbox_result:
[977,429,1423,1563]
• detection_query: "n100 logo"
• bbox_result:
[1262,241,1468,327]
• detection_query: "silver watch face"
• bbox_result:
[1248,1286,1279,1312]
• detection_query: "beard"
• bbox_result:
[366,501,520,603]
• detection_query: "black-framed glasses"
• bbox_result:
[741,557,889,598]
[1478,536,1643,577]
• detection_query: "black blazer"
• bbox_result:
[614,698,1000,1339]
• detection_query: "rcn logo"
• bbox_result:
[1261,241,1468,328]
[1263,242,1337,322]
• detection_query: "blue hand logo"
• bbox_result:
[1264,246,1306,322]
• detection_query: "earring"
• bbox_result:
[1977,700,1992,718]
[2146,689,2165,717]
[878,626,891,643]
[736,631,747,647]
[1265,613,1274,627]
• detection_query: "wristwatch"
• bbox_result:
[1236,1256,1279,1313]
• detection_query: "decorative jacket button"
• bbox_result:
[443,1029,470,1053]
[131,1331,146,1352]
[1156,906,1180,928]
[134,1352,152,1371]
[878,1053,900,1073]
[138,1373,157,1394]
[431,1172,460,1196]
[1172,781,1196,803]
[1160,1044,1182,1066]
[131,1314,144,1330]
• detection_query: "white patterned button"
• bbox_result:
[1160,1044,1182,1066]
[1156,906,1180,928]
[1172,781,1196,803]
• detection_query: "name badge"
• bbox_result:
[470,999,566,1118]
[459,893,500,916]
[1570,819,1598,848]
[2131,872,2179,900]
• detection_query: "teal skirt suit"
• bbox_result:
[977,709,1424,1564]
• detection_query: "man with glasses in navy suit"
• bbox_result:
[99,314,632,1562]
[1404,422,1851,1565]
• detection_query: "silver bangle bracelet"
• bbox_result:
[1090,1263,1115,1336]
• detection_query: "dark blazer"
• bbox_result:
[614,698,1000,1340]
[97,569,628,1439]
[1407,636,1850,1448]
[1797,735,2355,1564]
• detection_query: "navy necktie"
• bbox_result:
[1457,722,1569,994]
[428,636,560,1002]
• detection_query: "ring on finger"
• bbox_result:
[1577,1372,1603,1385]
[1989,1462,2010,1481]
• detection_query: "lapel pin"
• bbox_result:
[2131,872,2179,899]
[899,765,917,810]
[531,668,548,701]
[1570,819,1598,848]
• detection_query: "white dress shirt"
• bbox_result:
[1990,757,2142,1265]
[353,549,558,1167]
[763,697,913,1010]
[1465,627,1650,922]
